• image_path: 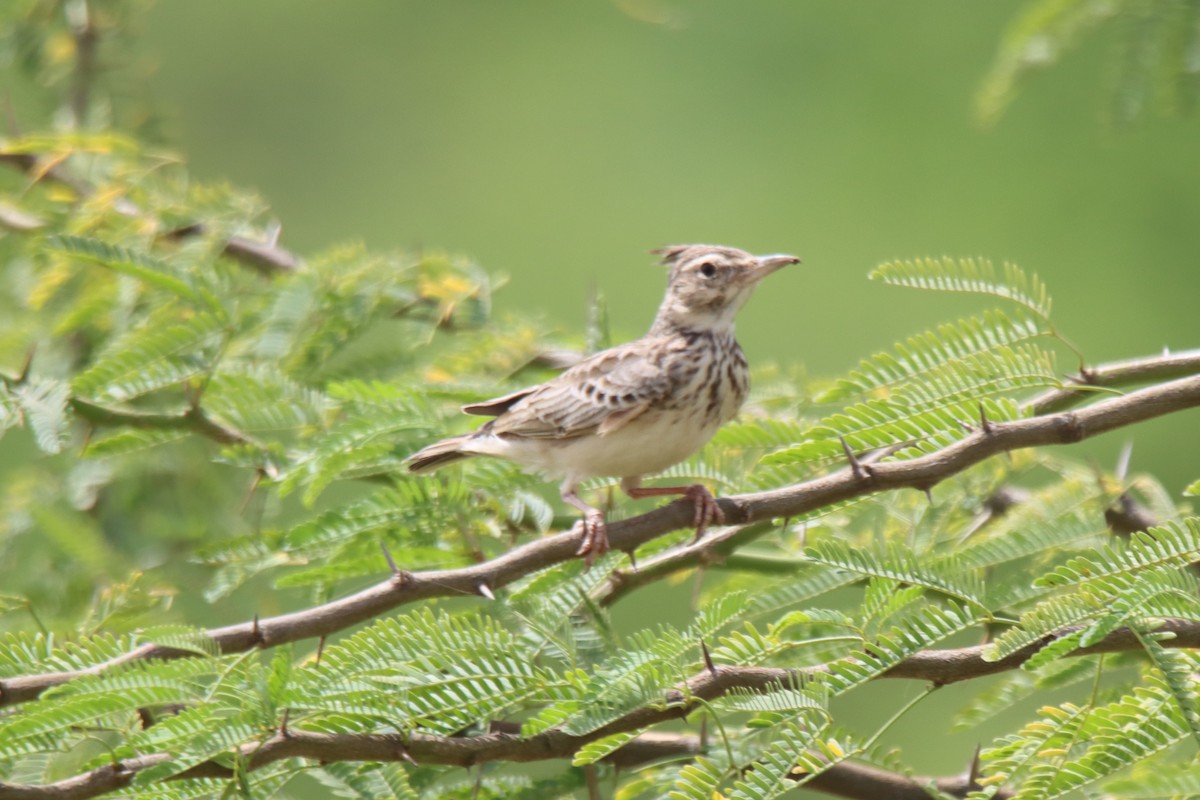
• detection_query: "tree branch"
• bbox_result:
[6,614,1190,800]
[3,369,1199,707]
[0,747,996,800]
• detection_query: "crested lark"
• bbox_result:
[407,244,799,563]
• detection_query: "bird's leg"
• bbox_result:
[620,477,724,541]
[562,480,608,566]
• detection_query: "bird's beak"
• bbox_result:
[751,253,801,280]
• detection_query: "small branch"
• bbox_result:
[1029,347,1200,414]
[596,522,777,606]
[0,150,300,275]
[69,397,256,446]
[4,370,1200,708]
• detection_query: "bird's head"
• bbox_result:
[650,244,800,332]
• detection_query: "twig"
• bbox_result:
[69,397,256,446]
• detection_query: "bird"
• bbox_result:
[407,244,800,564]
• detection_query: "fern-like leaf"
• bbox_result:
[871,257,1052,322]
[46,235,221,313]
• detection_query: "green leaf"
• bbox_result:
[572,731,638,766]
[727,718,826,800]
[1034,518,1200,588]
[816,309,1050,403]
[45,234,222,313]
[668,757,729,800]
[72,308,226,402]
[805,540,987,611]
[871,257,1052,322]
[12,378,71,453]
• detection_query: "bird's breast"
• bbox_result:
[660,330,749,425]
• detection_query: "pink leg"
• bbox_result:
[561,480,609,567]
[621,478,725,541]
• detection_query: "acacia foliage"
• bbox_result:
[3,4,1200,800]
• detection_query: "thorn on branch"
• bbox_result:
[839,436,871,481]
[700,640,718,676]
[17,344,35,384]
[278,708,291,739]
[396,742,419,766]
[240,470,264,515]
[967,743,982,787]
[1115,441,1133,482]
[184,382,202,412]
[315,635,327,669]
[476,582,495,601]
[251,614,264,647]
[978,402,993,435]
[380,542,405,582]
[625,549,638,571]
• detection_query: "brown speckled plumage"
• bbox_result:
[408,244,799,563]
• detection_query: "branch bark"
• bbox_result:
[0,751,996,800]
[3,368,1200,708]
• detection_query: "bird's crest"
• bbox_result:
[651,245,693,266]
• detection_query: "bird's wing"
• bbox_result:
[488,340,671,439]
[462,387,538,417]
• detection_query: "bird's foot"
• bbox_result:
[575,510,610,567]
[684,484,724,542]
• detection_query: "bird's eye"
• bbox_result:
[699,262,717,278]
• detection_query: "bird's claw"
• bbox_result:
[685,484,724,542]
[576,510,610,567]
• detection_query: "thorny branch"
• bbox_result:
[4,616,1193,800]
[0,741,1000,800]
[3,359,1200,709]
[0,355,1197,800]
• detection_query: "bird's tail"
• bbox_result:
[407,434,475,474]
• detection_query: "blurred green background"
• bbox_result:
[139,1,1200,494]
